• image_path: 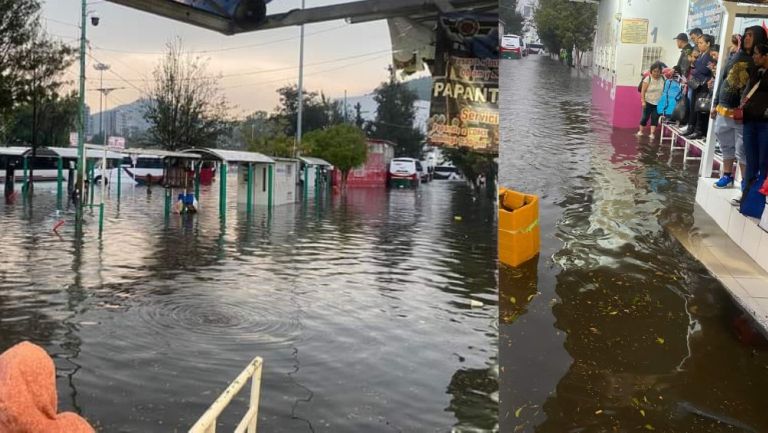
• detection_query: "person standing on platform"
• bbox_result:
[710,26,766,190]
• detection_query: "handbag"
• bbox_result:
[688,76,702,91]
[696,93,713,113]
[740,174,767,218]
[672,96,688,122]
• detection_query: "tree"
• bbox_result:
[500,0,524,36]
[535,0,597,66]
[1,0,75,192]
[440,147,497,198]
[9,91,78,148]
[0,0,41,140]
[144,38,230,151]
[303,124,367,188]
[353,102,366,129]
[366,79,424,158]
[271,84,344,138]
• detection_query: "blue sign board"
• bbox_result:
[688,0,723,41]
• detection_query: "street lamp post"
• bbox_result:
[94,63,110,141]
[76,2,100,216]
[295,0,306,158]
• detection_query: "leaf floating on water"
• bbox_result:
[527,294,535,302]
[640,409,646,417]
[656,337,665,344]
[632,398,640,406]
[644,424,655,431]
[609,311,618,315]
[595,409,603,415]
[515,407,523,418]
[510,296,517,304]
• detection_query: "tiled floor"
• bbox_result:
[672,181,768,336]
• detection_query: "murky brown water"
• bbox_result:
[499,55,768,433]
[0,179,497,432]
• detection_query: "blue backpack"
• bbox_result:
[657,79,683,116]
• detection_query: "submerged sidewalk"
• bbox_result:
[669,200,768,338]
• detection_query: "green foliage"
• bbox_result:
[271,84,344,137]
[500,0,524,36]
[367,79,424,158]
[0,0,75,144]
[535,0,597,56]
[8,91,78,147]
[145,38,231,151]
[303,124,367,183]
[440,147,497,197]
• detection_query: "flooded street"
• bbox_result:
[499,56,768,433]
[0,180,497,432]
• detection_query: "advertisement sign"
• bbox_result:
[108,136,125,149]
[688,0,723,42]
[427,13,499,154]
[620,19,649,44]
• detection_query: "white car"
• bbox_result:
[388,158,421,188]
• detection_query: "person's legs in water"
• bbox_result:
[637,103,652,136]
[649,104,660,138]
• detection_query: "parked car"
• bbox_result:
[433,165,461,180]
[528,43,544,55]
[388,158,421,188]
[501,34,523,59]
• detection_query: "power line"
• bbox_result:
[91,23,349,55]
[83,48,393,83]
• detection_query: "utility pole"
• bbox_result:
[295,0,306,158]
[76,0,88,212]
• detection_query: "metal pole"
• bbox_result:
[268,164,274,210]
[303,164,308,201]
[22,157,28,198]
[295,0,306,158]
[99,150,105,236]
[88,159,94,208]
[117,155,121,201]
[76,0,87,215]
[57,157,63,208]
[247,163,253,212]
[315,166,320,198]
[219,162,228,219]
[194,161,200,202]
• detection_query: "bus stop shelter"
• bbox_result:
[299,156,332,200]
[181,148,275,217]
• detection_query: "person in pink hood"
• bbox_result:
[0,342,95,433]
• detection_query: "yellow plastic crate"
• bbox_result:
[498,188,540,267]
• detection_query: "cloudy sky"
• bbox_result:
[41,0,396,117]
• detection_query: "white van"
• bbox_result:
[388,158,421,188]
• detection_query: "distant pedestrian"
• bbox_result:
[637,61,666,138]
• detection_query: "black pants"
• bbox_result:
[688,86,710,134]
[640,103,659,126]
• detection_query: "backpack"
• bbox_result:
[657,79,683,116]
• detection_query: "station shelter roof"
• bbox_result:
[298,156,332,167]
[181,148,274,164]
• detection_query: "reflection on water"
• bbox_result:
[0,180,497,432]
[500,56,768,433]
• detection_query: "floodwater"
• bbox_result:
[0,178,497,432]
[499,56,768,433]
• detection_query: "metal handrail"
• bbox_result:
[188,357,263,433]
